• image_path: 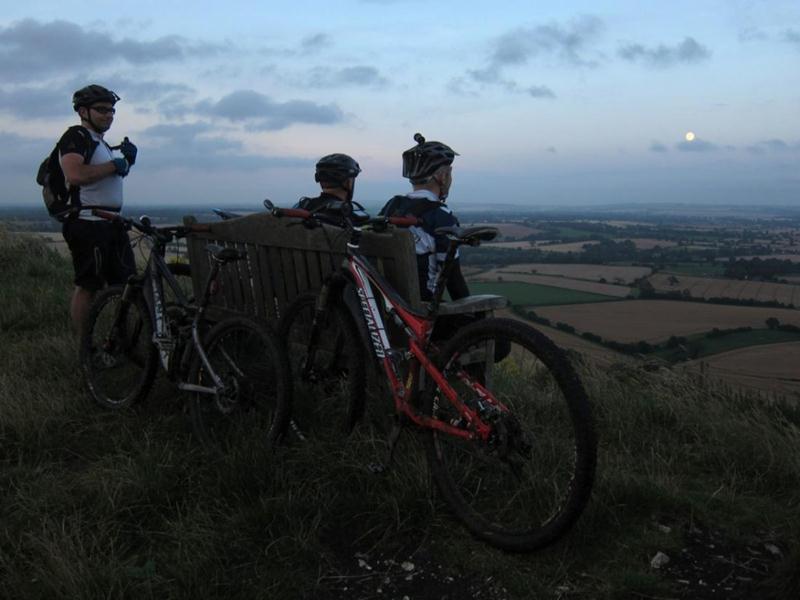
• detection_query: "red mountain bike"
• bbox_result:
[268,200,596,552]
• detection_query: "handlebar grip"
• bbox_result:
[387,216,421,227]
[275,207,312,219]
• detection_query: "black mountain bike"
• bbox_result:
[79,210,291,449]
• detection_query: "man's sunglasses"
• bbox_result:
[90,106,116,115]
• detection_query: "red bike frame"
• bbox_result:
[278,207,503,442]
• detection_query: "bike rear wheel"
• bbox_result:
[423,318,596,552]
[189,317,291,451]
[278,293,366,440]
[80,285,158,409]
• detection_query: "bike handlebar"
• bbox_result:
[92,209,211,241]
[270,205,420,230]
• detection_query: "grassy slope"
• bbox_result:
[1,229,799,599]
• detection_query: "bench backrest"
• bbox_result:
[183,212,422,322]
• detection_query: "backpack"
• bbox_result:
[378,194,440,219]
[36,125,99,221]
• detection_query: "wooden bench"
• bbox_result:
[183,211,508,324]
[183,211,422,322]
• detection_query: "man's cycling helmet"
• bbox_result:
[402,133,459,184]
[72,85,120,111]
[314,153,362,186]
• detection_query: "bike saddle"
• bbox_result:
[434,226,498,244]
[206,244,245,263]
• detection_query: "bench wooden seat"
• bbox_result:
[183,211,506,323]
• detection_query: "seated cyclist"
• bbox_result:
[294,153,368,225]
[378,134,469,303]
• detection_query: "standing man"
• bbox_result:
[59,84,138,330]
[294,153,368,224]
[379,133,469,302]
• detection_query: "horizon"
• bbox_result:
[1,1,798,207]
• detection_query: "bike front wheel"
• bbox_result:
[189,317,291,451]
[79,285,158,409]
[278,293,366,440]
[423,318,596,552]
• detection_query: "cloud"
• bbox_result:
[618,37,711,68]
[527,85,556,99]
[300,33,332,53]
[134,122,310,171]
[195,90,345,130]
[650,142,669,153]
[488,16,604,69]
[306,65,388,88]
[784,29,800,49]
[459,16,601,98]
[745,139,800,154]
[738,27,768,43]
[675,139,718,152]
[546,146,557,154]
[0,19,227,82]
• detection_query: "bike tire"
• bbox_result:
[278,293,366,439]
[189,317,291,451]
[422,318,596,552]
[79,285,158,409]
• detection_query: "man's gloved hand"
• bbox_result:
[119,137,137,166]
[112,157,130,177]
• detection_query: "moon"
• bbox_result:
[685,131,696,142]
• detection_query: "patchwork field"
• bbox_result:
[481,240,535,249]
[647,273,800,306]
[534,300,800,343]
[464,222,541,239]
[716,254,800,263]
[480,263,651,284]
[472,270,632,298]
[678,341,800,397]
[535,241,599,253]
[616,238,678,249]
[469,281,618,306]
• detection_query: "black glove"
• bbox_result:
[119,137,137,166]
[112,158,130,177]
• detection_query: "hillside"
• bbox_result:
[1,229,798,599]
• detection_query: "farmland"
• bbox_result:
[468,281,618,306]
[678,341,800,396]
[476,262,651,284]
[647,273,800,306]
[532,300,800,343]
[472,270,632,297]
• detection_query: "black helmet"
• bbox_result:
[402,133,458,184]
[72,85,120,111]
[314,153,361,186]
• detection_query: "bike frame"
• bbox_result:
[343,239,500,442]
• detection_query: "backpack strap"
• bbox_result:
[64,126,101,218]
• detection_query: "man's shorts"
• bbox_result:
[62,219,136,291]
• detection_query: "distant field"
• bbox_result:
[661,262,726,277]
[469,281,619,306]
[678,341,800,397]
[535,241,599,253]
[652,329,800,362]
[483,263,651,284]
[647,273,800,306]
[462,222,540,239]
[472,270,632,298]
[534,300,800,343]
[716,254,800,263]
[482,240,535,249]
[615,238,678,249]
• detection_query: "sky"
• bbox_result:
[1,0,798,211]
